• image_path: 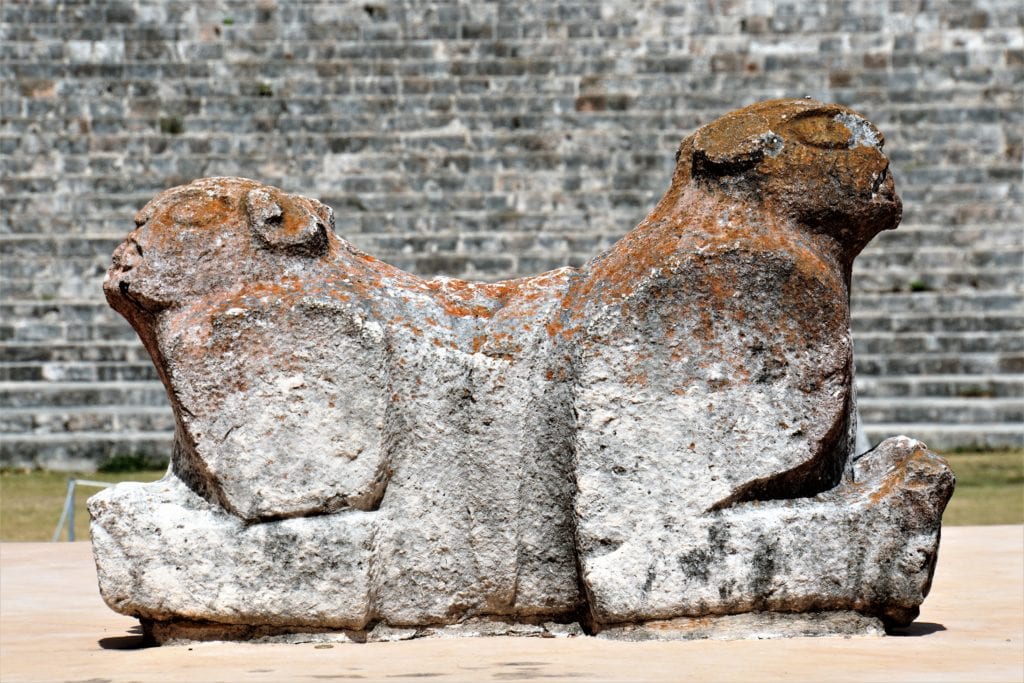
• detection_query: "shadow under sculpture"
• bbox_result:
[89,99,955,644]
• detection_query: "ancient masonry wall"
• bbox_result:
[1,0,1022,469]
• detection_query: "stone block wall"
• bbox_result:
[1,0,1021,469]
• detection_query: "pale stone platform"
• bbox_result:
[1,526,1021,683]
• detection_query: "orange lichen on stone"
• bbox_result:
[865,447,950,504]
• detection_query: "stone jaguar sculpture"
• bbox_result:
[90,99,953,644]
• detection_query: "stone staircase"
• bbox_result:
[0,299,173,470]
[851,219,1022,452]
[2,0,1022,470]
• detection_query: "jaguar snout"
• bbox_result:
[104,237,155,312]
[111,238,143,271]
[871,165,889,196]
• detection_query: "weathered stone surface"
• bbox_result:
[595,611,886,642]
[90,475,373,630]
[577,436,953,628]
[90,99,954,643]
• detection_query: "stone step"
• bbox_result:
[856,246,1024,271]
[857,397,1023,425]
[855,374,1024,399]
[0,381,169,409]
[851,291,1023,314]
[852,331,1023,356]
[0,406,175,435]
[853,267,1023,293]
[0,317,139,344]
[0,341,151,364]
[862,424,1024,452]
[851,312,1024,334]
[0,362,160,382]
[0,299,126,320]
[0,432,172,472]
[855,352,1023,376]
[860,225,1024,250]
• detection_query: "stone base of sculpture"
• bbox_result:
[89,99,954,643]
[140,611,885,646]
[91,435,951,644]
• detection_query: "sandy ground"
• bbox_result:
[1,525,1021,683]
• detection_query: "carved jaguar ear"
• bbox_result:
[311,199,335,233]
[245,188,329,257]
[691,114,784,179]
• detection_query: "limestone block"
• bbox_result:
[576,436,953,627]
[90,473,374,630]
[90,99,953,643]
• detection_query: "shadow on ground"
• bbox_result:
[887,621,947,637]
[98,625,156,650]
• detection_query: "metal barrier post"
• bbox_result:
[51,479,114,542]
[67,482,75,541]
[51,480,75,542]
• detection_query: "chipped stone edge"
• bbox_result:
[145,612,883,646]
[594,611,885,642]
